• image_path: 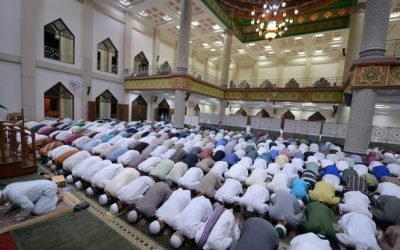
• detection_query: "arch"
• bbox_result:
[235,107,248,116]
[193,104,201,116]
[308,111,326,122]
[44,18,74,64]
[158,61,172,75]
[95,89,118,119]
[97,38,118,74]
[256,108,270,118]
[313,77,332,87]
[285,78,300,88]
[281,110,295,129]
[44,82,74,119]
[259,79,274,88]
[134,51,149,76]
[156,99,170,121]
[131,95,148,121]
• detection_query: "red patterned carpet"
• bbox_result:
[0,232,17,250]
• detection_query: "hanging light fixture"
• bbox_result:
[250,0,299,41]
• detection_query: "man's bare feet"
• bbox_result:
[57,189,64,203]
[289,230,296,238]
[163,228,172,236]
[138,217,147,226]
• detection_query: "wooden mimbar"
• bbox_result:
[0,121,37,178]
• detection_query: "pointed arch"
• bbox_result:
[308,111,326,122]
[156,99,170,121]
[281,110,295,129]
[44,18,74,64]
[235,107,248,116]
[97,38,118,74]
[95,89,118,119]
[44,82,74,119]
[131,95,148,121]
[158,61,172,75]
[134,51,149,76]
[193,104,201,116]
[256,108,270,118]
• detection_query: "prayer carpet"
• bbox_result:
[11,210,139,250]
[0,232,17,250]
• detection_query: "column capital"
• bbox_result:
[223,29,233,36]
[351,2,366,15]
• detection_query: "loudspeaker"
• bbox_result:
[86,86,91,95]
[185,92,190,101]
[226,102,229,107]
[152,96,158,103]
[156,55,160,62]
[332,105,338,117]
[344,93,353,107]
[342,48,346,57]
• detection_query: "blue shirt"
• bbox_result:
[223,153,239,167]
[322,165,341,179]
[291,178,308,201]
[372,165,390,181]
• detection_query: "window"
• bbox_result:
[97,38,118,74]
[44,18,75,64]
[44,82,74,119]
[96,89,118,119]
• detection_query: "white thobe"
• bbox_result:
[322,174,343,191]
[238,184,270,214]
[336,212,380,250]
[339,191,371,218]
[238,157,253,169]
[178,167,204,190]
[267,172,290,193]
[245,168,269,186]
[281,163,299,180]
[48,145,74,159]
[266,163,280,176]
[63,150,91,172]
[155,188,192,227]
[377,182,400,199]
[72,156,103,177]
[250,158,267,171]
[290,233,332,250]
[173,196,213,239]
[387,163,400,176]
[292,158,304,172]
[214,179,243,204]
[117,150,140,165]
[81,160,112,182]
[55,131,71,141]
[165,162,188,184]
[104,168,140,197]
[92,164,124,189]
[92,142,111,155]
[225,163,248,182]
[194,209,240,250]
[117,176,155,204]
[210,161,229,180]
[160,149,176,159]
[150,145,169,157]
[138,156,162,173]
[353,164,369,176]
[369,161,383,172]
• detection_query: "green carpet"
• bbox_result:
[0,173,43,188]
[11,210,139,250]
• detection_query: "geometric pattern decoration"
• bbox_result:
[313,78,332,87]
[388,66,400,85]
[285,79,300,88]
[259,80,274,88]
[283,119,297,133]
[352,65,389,87]
[370,126,400,145]
[238,80,250,88]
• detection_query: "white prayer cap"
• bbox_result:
[336,161,349,171]
[127,210,138,223]
[321,159,334,168]
[170,233,183,248]
[86,187,94,196]
[66,175,74,184]
[98,194,108,205]
[149,221,161,234]
[75,181,83,190]
[110,203,119,214]
[45,160,53,166]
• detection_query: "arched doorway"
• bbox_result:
[281,110,295,129]
[131,95,148,121]
[235,107,247,116]
[308,111,326,122]
[134,51,149,76]
[156,99,170,121]
[96,89,118,119]
[44,82,74,119]
[256,108,270,118]
[193,104,200,116]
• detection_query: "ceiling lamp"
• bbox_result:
[250,1,299,41]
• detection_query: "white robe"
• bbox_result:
[210,161,229,180]
[245,168,269,186]
[71,156,103,177]
[267,172,290,193]
[322,174,343,192]
[104,168,140,197]
[238,184,270,214]
[48,145,74,159]
[92,142,111,155]
[290,233,332,250]
[173,196,213,239]
[155,188,191,227]
[353,164,369,176]
[214,179,243,204]
[91,163,124,189]
[138,156,162,173]
[116,176,155,204]
[336,212,380,250]
[339,191,371,218]
[266,163,280,176]
[281,163,299,180]
[194,209,240,250]
[376,182,400,199]
[81,160,112,183]
[225,163,248,182]
[150,145,169,157]
[387,163,400,176]
[117,150,140,165]
[63,150,91,172]
[249,158,267,171]
[160,149,176,159]
[178,167,204,190]
[165,162,188,184]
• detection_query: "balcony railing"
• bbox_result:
[385,39,400,59]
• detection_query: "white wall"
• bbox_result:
[282,65,305,79]
[35,68,82,119]
[159,40,175,65]
[0,61,22,120]
[310,63,338,78]
[90,79,125,104]
[257,67,278,81]
[132,29,154,66]
[93,9,124,77]
[36,0,83,68]
[373,114,400,127]
[0,0,21,56]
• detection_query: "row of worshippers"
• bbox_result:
[19,118,400,249]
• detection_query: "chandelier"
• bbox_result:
[250,1,299,41]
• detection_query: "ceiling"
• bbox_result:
[107,0,400,65]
